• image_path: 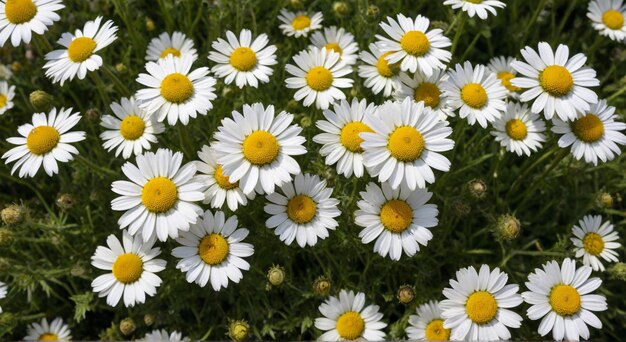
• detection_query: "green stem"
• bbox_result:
[607,82,626,102]
[450,14,466,57]
[76,155,117,177]
[520,0,548,45]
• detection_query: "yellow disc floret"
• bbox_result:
[425,319,450,341]
[388,126,425,162]
[38,334,59,341]
[5,0,37,25]
[572,114,604,143]
[336,311,365,340]
[324,42,343,55]
[287,195,317,224]
[583,232,605,256]
[497,71,521,92]
[160,73,194,103]
[380,199,413,233]
[198,233,230,265]
[120,115,146,140]
[461,83,488,109]
[602,9,624,30]
[26,126,60,155]
[414,82,441,108]
[549,284,581,316]
[214,165,239,190]
[306,66,334,91]
[160,47,181,58]
[0,94,7,108]
[112,253,144,284]
[68,37,97,63]
[230,47,258,72]
[465,291,498,324]
[400,31,430,56]
[539,65,574,97]
[377,52,400,78]
[505,119,528,141]
[141,177,178,213]
[340,122,373,153]
[242,130,280,166]
[291,15,311,30]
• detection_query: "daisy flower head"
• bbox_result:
[2,108,85,178]
[43,16,118,85]
[111,148,205,242]
[314,289,387,341]
[490,102,547,156]
[172,210,254,291]
[309,26,359,66]
[277,9,323,38]
[99,96,165,159]
[443,0,506,19]
[361,97,454,190]
[440,264,523,341]
[551,99,626,165]
[588,0,626,42]
[394,69,454,120]
[0,0,64,47]
[511,42,599,121]
[146,31,198,62]
[571,215,621,272]
[375,14,451,76]
[358,43,402,97]
[208,29,277,88]
[135,54,217,126]
[285,46,353,110]
[442,61,507,128]
[212,103,306,195]
[522,258,607,341]
[487,56,521,98]
[0,80,15,115]
[141,329,190,342]
[0,281,6,313]
[24,317,71,341]
[406,300,451,341]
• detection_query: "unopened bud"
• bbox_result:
[467,178,487,199]
[56,193,75,210]
[1,204,25,225]
[396,285,415,304]
[596,192,613,209]
[144,314,156,326]
[228,319,249,341]
[495,214,521,241]
[145,18,155,32]
[85,108,100,122]
[0,229,14,248]
[366,5,380,18]
[300,116,312,128]
[313,276,332,296]
[267,265,285,286]
[29,90,54,112]
[115,63,128,74]
[119,317,136,336]
[608,263,626,281]
[332,2,349,17]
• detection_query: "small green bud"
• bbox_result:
[119,317,136,336]
[299,116,313,128]
[228,319,249,341]
[366,5,380,18]
[467,178,487,199]
[85,108,100,122]
[608,262,626,281]
[56,193,75,210]
[10,61,21,73]
[313,276,332,296]
[29,90,54,112]
[332,2,349,17]
[1,204,25,225]
[70,263,86,277]
[0,229,14,248]
[396,284,415,304]
[0,312,17,329]
[145,18,155,32]
[267,265,285,286]
[144,314,156,326]
[288,0,301,9]
[495,214,521,241]
[286,100,300,112]
[115,63,128,74]
[596,192,613,209]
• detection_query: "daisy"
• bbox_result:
[314,289,387,341]
[490,102,547,156]
[588,0,626,42]
[361,97,454,190]
[111,148,205,242]
[0,0,64,47]
[511,42,599,121]
[24,318,71,341]
[135,54,217,126]
[375,14,451,76]
[440,264,523,341]
[309,26,359,66]
[285,47,353,110]
[212,103,306,195]
[0,80,15,115]
[358,43,402,97]
[172,210,254,291]
[43,16,118,85]
[443,0,506,19]
[522,258,607,341]
[141,329,190,342]
[2,108,85,178]
[355,182,438,260]
[487,56,521,98]
[551,99,626,165]
[0,281,6,313]
[146,31,198,62]
[99,96,165,159]
[406,300,451,341]
[208,29,277,88]
[394,69,454,120]
[277,9,323,38]
[571,215,621,272]
[442,61,507,128]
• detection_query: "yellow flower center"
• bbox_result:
[198,233,230,265]
[286,195,317,224]
[38,333,59,341]
[160,73,194,104]
[460,83,488,109]
[214,165,239,190]
[335,311,365,340]
[119,115,146,140]
[242,130,280,166]
[539,65,573,97]
[141,177,178,213]
[0,94,7,108]
[497,71,521,92]
[229,47,258,72]
[465,291,498,325]
[324,42,343,55]
[505,119,528,141]
[466,0,483,3]
[376,52,400,78]
[291,15,311,30]
[160,47,181,58]
[400,31,430,56]
[549,284,581,316]
[340,122,373,153]
[602,9,625,30]
[306,66,334,91]
[380,199,413,233]
[26,126,60,155]
[388,126,425,162]
[414,82,441,108]
[425,319,450,341]
[112,253,143,284]
[583,232,605,256]
[67,37,97,63]
[4,0,37,25]
[572,114,604,143]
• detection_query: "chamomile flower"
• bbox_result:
[309,26,359,66]
[361,97,454,190]
[172,210,254,291]
[440,265,523,341]
[522,258,607,341]
[394,69,454,120]
[358,43,402,97]
[571,215,621,272]
[135,54,217,126]
[511,42,599,121]
[212,103,306,195]
[277,9,323,38]
[551,99,626,165]
[442,61,507,128]
[0,80,15,115]
[24,318,71,341]
[0,281,6,313]
[208,29,277,88]
[2,108,85,178]
[146,31,198,62]
[355,182,438,260]
[91,231,166,307]
[490,102,547,156]
[443,0,506,19]
[406,300,451,341]
[588,0,626,42]
[43,16,118,85]
[376,14,451,76]
[285,47,353,110]
[314,289,387,341]
[99,97,165,159]
[142,329,190,342]
[487,56,521,98]
[0,0,64,47]
[264,173,340,247]
[111,148,205,242]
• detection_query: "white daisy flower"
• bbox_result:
[146,31,198,62]
[0,0,64,47]
[440,264,523,341]
[141,329,190,342]
[99,96,165,159]
[309,26,359,66]
[487,56,521,98]
[406,300,451,341]
[212,103,306,195]
[285,47,353,110]
[355,182,438,261]
[43,16,118,85]
[24,317,71,341]
[571,215,621,272]
[394,69,454,120]
[111,148,205,242]
[551,99,626,165]
[588,0,626,42]
[442,61,507,128]
[490,102,547,156]
[277,9,323,38]
[511,42,599,121]
[208,29,277,88]
[0,281,6,313]
[0,80,15,115]
[2,108,85,178]
[314,289,387,341]
[375,14,451,76]
[443,0,506,19]
[357,43,402,97]
[522,258,607,341]
[361,97,454,190]
[135,54,217,126]
[172,210,254,291]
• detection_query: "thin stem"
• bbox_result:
[450,14,466,57]
[520,0,548,45]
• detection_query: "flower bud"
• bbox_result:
[228,319,249,341]
[467,178,487,199]
[313,276,332,296]
[430,20,449,31]
[288,0,301,9]
[119,317,136,336]
[596,192,613,209]
[70,263,86,277]
[299,116,312,128]
[267,265,285,286]
[0,312,17,330]
[495,214,521,241]
[333,2,349,17]
[145,18,155,32]
[144,314,156,326]
[608,262,626,281]
[85,108,101,122]
[29,90,54,112]
[56,193,75,210]
[1,204,25,225]
[451,199,470,218]
[115,63,128,74]
[10,61,21,74]
[396,285,415,304]
[0,229,14,248]
[366,5,380,18]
